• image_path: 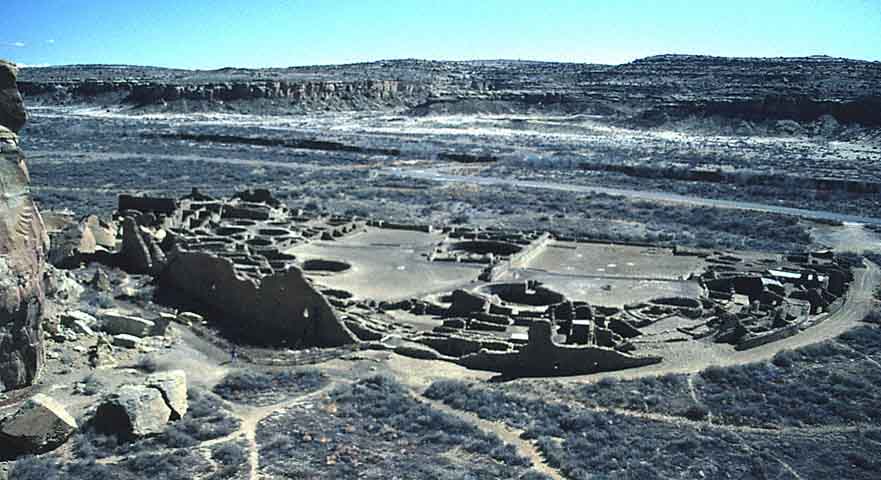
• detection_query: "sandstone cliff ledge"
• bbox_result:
[0,60,48,391]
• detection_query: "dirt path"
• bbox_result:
[204,382,340,480]
[417,392,566,480]
[94,382,337,480]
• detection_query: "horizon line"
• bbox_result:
[9,52,881,71]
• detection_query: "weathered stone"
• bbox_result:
[176,311,202,326]
[67,319,96,337]
[150,314,172,336]
[0,393,77,454]
[101,312,155,337]
[112,334,141,349]
[48,214,116,267]
[61,310,97,328]
[145,370,187,420]
[0,61,26,133]
[0,60,47,392]
[93,385,171,438]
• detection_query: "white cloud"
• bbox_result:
[46,39,55,45]
[1,41,26,48]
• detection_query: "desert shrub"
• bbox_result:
[697,327,881,427]
[425,368,881,479]
[94,292,115,309]
[211,441,247,466]
[121,449,209,479]
[161,388,240,446]
[213,369,327,406]
[333,376,531,466]
[680,404,709,421]
[257,376,538,479]
[577,373,694,414]
[72,429,122,459]
[134,355,159,373]
[8,456,63,480]
[77,372,104,396]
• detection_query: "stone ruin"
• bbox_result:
[428,227,552,281]
[693,250,856,348]
[0,60,48,391]
[112,189,360,347]
[47,185,865,377]
[378,279,661,375]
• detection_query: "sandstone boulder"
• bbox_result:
[93,385,171,438]
[0,393,77,454]
[101,312,155,337]
[176,311,202,326]
[150,313,172,336]
[48,214,116,267]
[145,370,188,420]
[62,310,97,329]
[67,318,96,337]
[112,333,141,349]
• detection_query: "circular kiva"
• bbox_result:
[301,258,352,273]
[476,282,566,306]
[449,240,523,256]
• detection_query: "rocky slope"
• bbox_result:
[0,60,48,391]
[17,55,881,125]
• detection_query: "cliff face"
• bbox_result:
[18,77,423,108]
[0,60,47,391]
[16,55,881,125]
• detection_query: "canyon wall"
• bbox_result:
[0,60,47,391]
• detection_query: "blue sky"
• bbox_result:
[1,0,880,68]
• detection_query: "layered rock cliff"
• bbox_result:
[19,55,881,125]
[0,60,47,391]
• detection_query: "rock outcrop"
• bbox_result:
[93,384,172,438]
[0,60,26,132]
[48,214,116,268]
[145,370,188,420]
[92,371,189,438]
[0,393,77,455]
[101,311,155,337]
[0,60,47,391]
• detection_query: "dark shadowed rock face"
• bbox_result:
[0,61,26,133]
[0,59,47,391]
